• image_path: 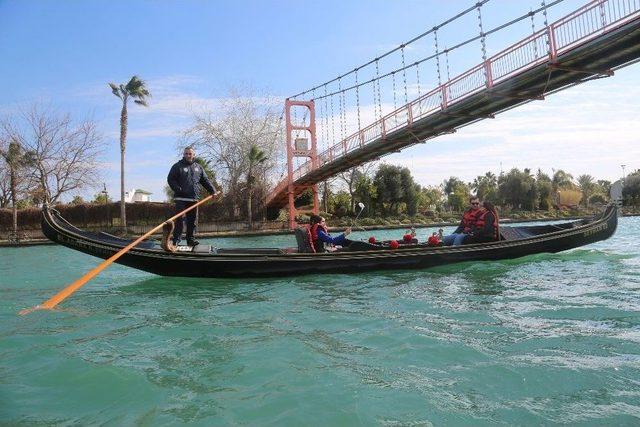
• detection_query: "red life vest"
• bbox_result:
[427,235,441,246]
[311,223,329,252]
[462,208,483,233]
[475,209,499,240]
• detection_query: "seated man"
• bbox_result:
[467,201,499,243]
[310,214,352,252]
[443,196,483,246]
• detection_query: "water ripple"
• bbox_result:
[1,216,639,424]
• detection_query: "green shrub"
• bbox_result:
[360,218,377,226]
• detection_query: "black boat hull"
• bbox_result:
[41,205,618,278]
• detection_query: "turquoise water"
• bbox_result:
[1,218,639,425]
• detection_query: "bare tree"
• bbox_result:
[337,162,377,212]
[320,178,335,213]
[183,88,283,218]
[0,105,105,204]
[0,159,10,208]
[247,144,268,229]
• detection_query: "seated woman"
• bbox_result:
[310,214,352,252]
[467,201,499,244]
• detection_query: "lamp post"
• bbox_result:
[101,183,109,227]
[621,164,626,182]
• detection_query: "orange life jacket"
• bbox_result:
[475,209,499,240]
[462,208,483,233]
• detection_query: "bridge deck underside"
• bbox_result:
[268,18,640,210]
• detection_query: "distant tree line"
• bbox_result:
[290,165,637,222]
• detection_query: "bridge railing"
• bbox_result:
[269,0,640,206]
[553,0,639,57]
[490,31,549,83]
[410,87,442,122]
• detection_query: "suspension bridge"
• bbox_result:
[266,0,640,228]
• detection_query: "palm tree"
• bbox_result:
[577,174,595,207]
[108,76,150,232]
[552,169,574,192]
[551,169,574,206]
[0,140,35,237]
[472,171,497,201]
[247,144,268,230]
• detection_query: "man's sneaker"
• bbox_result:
[187,239,199,247]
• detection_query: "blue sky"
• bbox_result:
[1,0,638,201]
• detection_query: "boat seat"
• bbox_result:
[216,248,287,255]
[344,240,383,251]
[294,226,315,253]
[499,226,535,241]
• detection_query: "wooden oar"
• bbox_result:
[19,194,217,315]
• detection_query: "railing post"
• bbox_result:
[548,24,557,62]
[484,59,494,88]
[440,85,448,110]
[407,105,414,126]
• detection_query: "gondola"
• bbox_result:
[41,204,618,278]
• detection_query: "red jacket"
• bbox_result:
[455,208,483,234]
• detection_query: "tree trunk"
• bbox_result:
[10,167,17,234]
[120,100,128,232]
[247,165,253,229]
[248,189,253,230]
[323,181,329,212]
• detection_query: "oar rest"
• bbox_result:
[192,244,212,253]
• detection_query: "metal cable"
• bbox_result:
[375,60,383,122]
[372,66,379,122]
[355,69,361,131]
[434,29,442,86]
[477,1,488,85]
[329,87,336,144]
[401,46,408,104]
[289,0,491,99]
[530,9,539,59]
[415,62,422,116]
[310,0,567,101]
[542,0,551,56]
[392,72,398,112]
[445,47,451,81]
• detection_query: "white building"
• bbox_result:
[124,189,152,203]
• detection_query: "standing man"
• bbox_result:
[443,196,483,246]
[167,146,218,246]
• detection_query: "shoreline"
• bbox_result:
[2,213,637,248]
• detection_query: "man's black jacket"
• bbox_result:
[167,159,216,201]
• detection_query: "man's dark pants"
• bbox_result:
[172,200,198,244]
